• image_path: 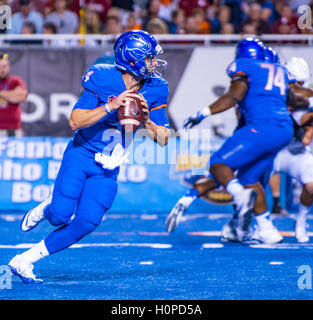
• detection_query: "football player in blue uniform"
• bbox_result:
[167,39,307,243]
[8,30,171,284]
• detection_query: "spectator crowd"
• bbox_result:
[1,0,313,36]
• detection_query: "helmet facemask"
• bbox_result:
[141,54,167,79]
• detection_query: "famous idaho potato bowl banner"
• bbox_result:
[0,136,239,214]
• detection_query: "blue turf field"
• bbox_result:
[1,211,313,300]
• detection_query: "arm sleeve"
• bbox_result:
[226,59,250,78]
[150,105,170,128]
[147,80,170,128]
[72,89,99,110]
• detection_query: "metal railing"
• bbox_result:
[0,34,313,47]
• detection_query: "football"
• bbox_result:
[117,94,145,132]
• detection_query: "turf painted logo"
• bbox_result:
[297,265,312,290]
[0,265,12,289]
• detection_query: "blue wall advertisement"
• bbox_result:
[0,136,283,214]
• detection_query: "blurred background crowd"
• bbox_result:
[1,0,312,37]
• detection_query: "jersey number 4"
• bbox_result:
[84,70,94,83]
[261,63,286,96]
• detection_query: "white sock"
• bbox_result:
[20,240,49,264]
[255,211,272,229]
[226,178,244,198]
[179,195,196,207]
[177,188,199,208]
[298,204,310,223]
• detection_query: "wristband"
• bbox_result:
[200,106,211,118]
[104,103,113,114]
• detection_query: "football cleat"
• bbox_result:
[8,255,43,284]
[21,195,52,232]
[166,202,187,233]
[251,224,283,244]
[235,188,257,242]
[221,217,238,242]
[295,220,309,243]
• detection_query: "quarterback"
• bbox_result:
[8,30,171,284]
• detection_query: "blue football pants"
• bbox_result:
[210,123,294,186]
[43,140,118,254]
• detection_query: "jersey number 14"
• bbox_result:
[261,63,286,96]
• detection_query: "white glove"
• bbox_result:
[95,143,129,170]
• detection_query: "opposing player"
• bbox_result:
[271,57,313,242]
[167,39,301,243]
[8,30,171,284]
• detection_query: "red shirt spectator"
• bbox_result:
[179,0,210,17]
[0,54,27,133]
[71,0,111,24]
[11,0,47,15]
[273,4,299,34]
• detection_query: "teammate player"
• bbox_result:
[167,39,302,243]
[264,47,286,216]
[8,30,171,284]
[271,57,313,242]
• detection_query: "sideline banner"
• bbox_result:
[0,136,235,213]
[6,47,192,136]
[7,46,313,137]
[0,137,68,211]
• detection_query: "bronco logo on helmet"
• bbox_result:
[114,30,167,79]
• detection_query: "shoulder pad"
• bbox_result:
[81,64,115,93]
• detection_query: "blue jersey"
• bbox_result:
[227,58,293,126]
[72,64,170,153]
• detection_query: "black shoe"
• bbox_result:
[271,202,287,215]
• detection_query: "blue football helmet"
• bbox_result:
[235,37,265,60]
[114,30,167,79]
[264,46,280,64]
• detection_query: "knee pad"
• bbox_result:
[44,205,72,226]
[44,216,98,255]
[304,183,313,195]
[69,217,98,241]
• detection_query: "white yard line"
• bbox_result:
[0,242,172,249]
